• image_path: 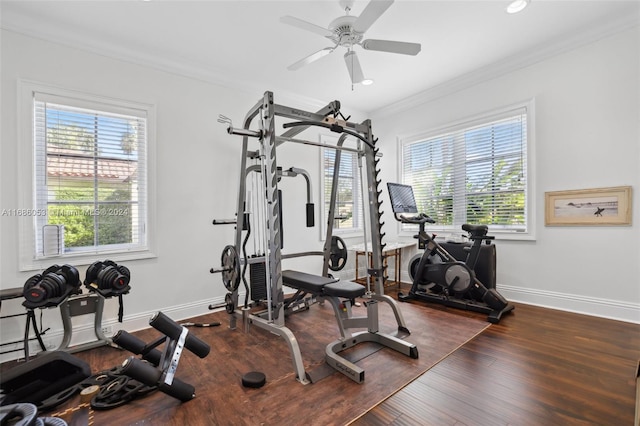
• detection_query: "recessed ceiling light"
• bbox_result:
[361,79,374,86]
[506,0,529,14]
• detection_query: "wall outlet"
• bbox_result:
[101,325,112,336]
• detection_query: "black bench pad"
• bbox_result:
[282,270,338,293]
[282,270,365,299]
[323,281,366,299]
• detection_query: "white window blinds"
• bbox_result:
[33,92,148,257]
[322,136,363,233]
[402,107,528,233]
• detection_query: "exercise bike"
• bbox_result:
[387,183,514,324]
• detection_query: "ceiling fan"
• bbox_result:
[280,0,421,85]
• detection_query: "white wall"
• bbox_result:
[1,24,637,364]
[0,30,345,361]
[372,26,640,323]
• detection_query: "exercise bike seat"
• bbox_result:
[462,224,488,237]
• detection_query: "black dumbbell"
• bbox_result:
[23,264,80,303]
[85,260,130,291]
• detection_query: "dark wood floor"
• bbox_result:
[2,284,639,425]
[354,284,640,425]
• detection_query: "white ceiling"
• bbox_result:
[2,0,639,113]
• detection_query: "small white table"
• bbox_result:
[350,241,416,287]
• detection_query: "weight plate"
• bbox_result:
[221,245,241,292]
[328,236,348,271]
[224,292,235,314]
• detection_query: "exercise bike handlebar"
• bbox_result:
[394,212,436,225]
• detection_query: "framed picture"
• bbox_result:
[545,186,632,226]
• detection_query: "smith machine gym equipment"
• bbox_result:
[211,91,417,384]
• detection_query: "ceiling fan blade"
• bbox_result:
[353,0,394,33]
[280,15,334,38]
[362,39,421,55]
[288,47,334,71]
[344,50,365,84]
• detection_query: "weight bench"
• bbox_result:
[282,270,418,383]
[282,270,365,299]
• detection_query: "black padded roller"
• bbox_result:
[112,331,162,366]
[121,357,162,386]
[112,330,146,354]
[121,357,195,402]
[158,377,196,402]
[149,312,210,358]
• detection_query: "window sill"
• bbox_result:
[20,249,157,272]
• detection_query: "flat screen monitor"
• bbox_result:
[387,183,418,214]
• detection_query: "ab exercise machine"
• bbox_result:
[210,91,417,384]
[1,311,209,419]
[388,183,514,323]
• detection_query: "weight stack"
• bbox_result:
[249,261,267,302]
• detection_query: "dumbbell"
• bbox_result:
[23,264,80,303]
[85,260,130,292]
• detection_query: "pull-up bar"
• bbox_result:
[282,121,375,150]
[275,135,364,155]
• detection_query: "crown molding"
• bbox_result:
[371,13,640,119]
[0,18,332,113]
[2,8,637,118]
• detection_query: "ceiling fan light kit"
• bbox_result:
[280,0,421,86]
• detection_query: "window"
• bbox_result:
[321,135,363,235]
[401,103,532,237]
[23,86,151,265]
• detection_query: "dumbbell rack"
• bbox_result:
[56,292,111,353]
[21,290,122,359]
[0,288,47,361]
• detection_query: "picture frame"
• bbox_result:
[545,186,632,226]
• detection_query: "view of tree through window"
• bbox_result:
[402,110,527,232]
[34,97,147,255]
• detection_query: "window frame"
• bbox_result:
[18,80,157,271]
[319,133,365,239]
[397,100,536,241]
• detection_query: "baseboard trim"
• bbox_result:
[108,295,229,334]
[398,270,639,324]
[1,295,229,363]
[5,282,635,364]
[498,284,640,324]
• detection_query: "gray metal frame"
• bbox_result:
[57,293,111,353]
[220,91,416,384]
